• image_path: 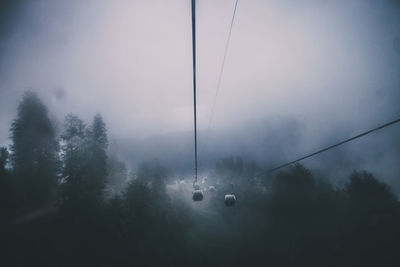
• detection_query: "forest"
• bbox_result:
[1,92,399,267]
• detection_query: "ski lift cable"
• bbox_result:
[250,117,400,180]
[191,0,198,187]
[191,0,204,202]
[197,0,239,173]
[207,0,239,131]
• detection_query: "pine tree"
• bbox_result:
[10,91,59,210]
[85,114,108,202]
[0,147,12,219]
[0,147,8,175]
[59,114,87,205]
[107,153,128,195]
[60,113,108,208]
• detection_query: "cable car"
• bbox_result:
[209,185,216,192]
[192,190,204,201]
[224,194,236,206]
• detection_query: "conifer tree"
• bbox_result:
[10,91,59,210]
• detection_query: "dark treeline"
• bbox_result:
[1,92,400,267]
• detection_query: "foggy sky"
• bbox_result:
[1,1,400,191]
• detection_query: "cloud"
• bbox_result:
[0,0,399,191]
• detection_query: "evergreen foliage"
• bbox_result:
[2,92,400,267]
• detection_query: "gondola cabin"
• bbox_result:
[192,190,204,201]
[224,194,236,206]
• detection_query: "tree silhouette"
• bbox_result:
[346,170,397,206]
[10,91,59,211]
[59,114,87,207]
[341,171,400,267]
[0,147,8,173]
[107,153,128,195]
[85,114,108,203]
[136,160,171,195]
[0,147,13,221]
[2,93,400,267]
[60,113,108,209]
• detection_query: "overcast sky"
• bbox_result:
[1,0,399,190]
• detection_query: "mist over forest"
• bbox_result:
[1,0,400,267]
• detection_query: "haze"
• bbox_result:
[1,0,399,191]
